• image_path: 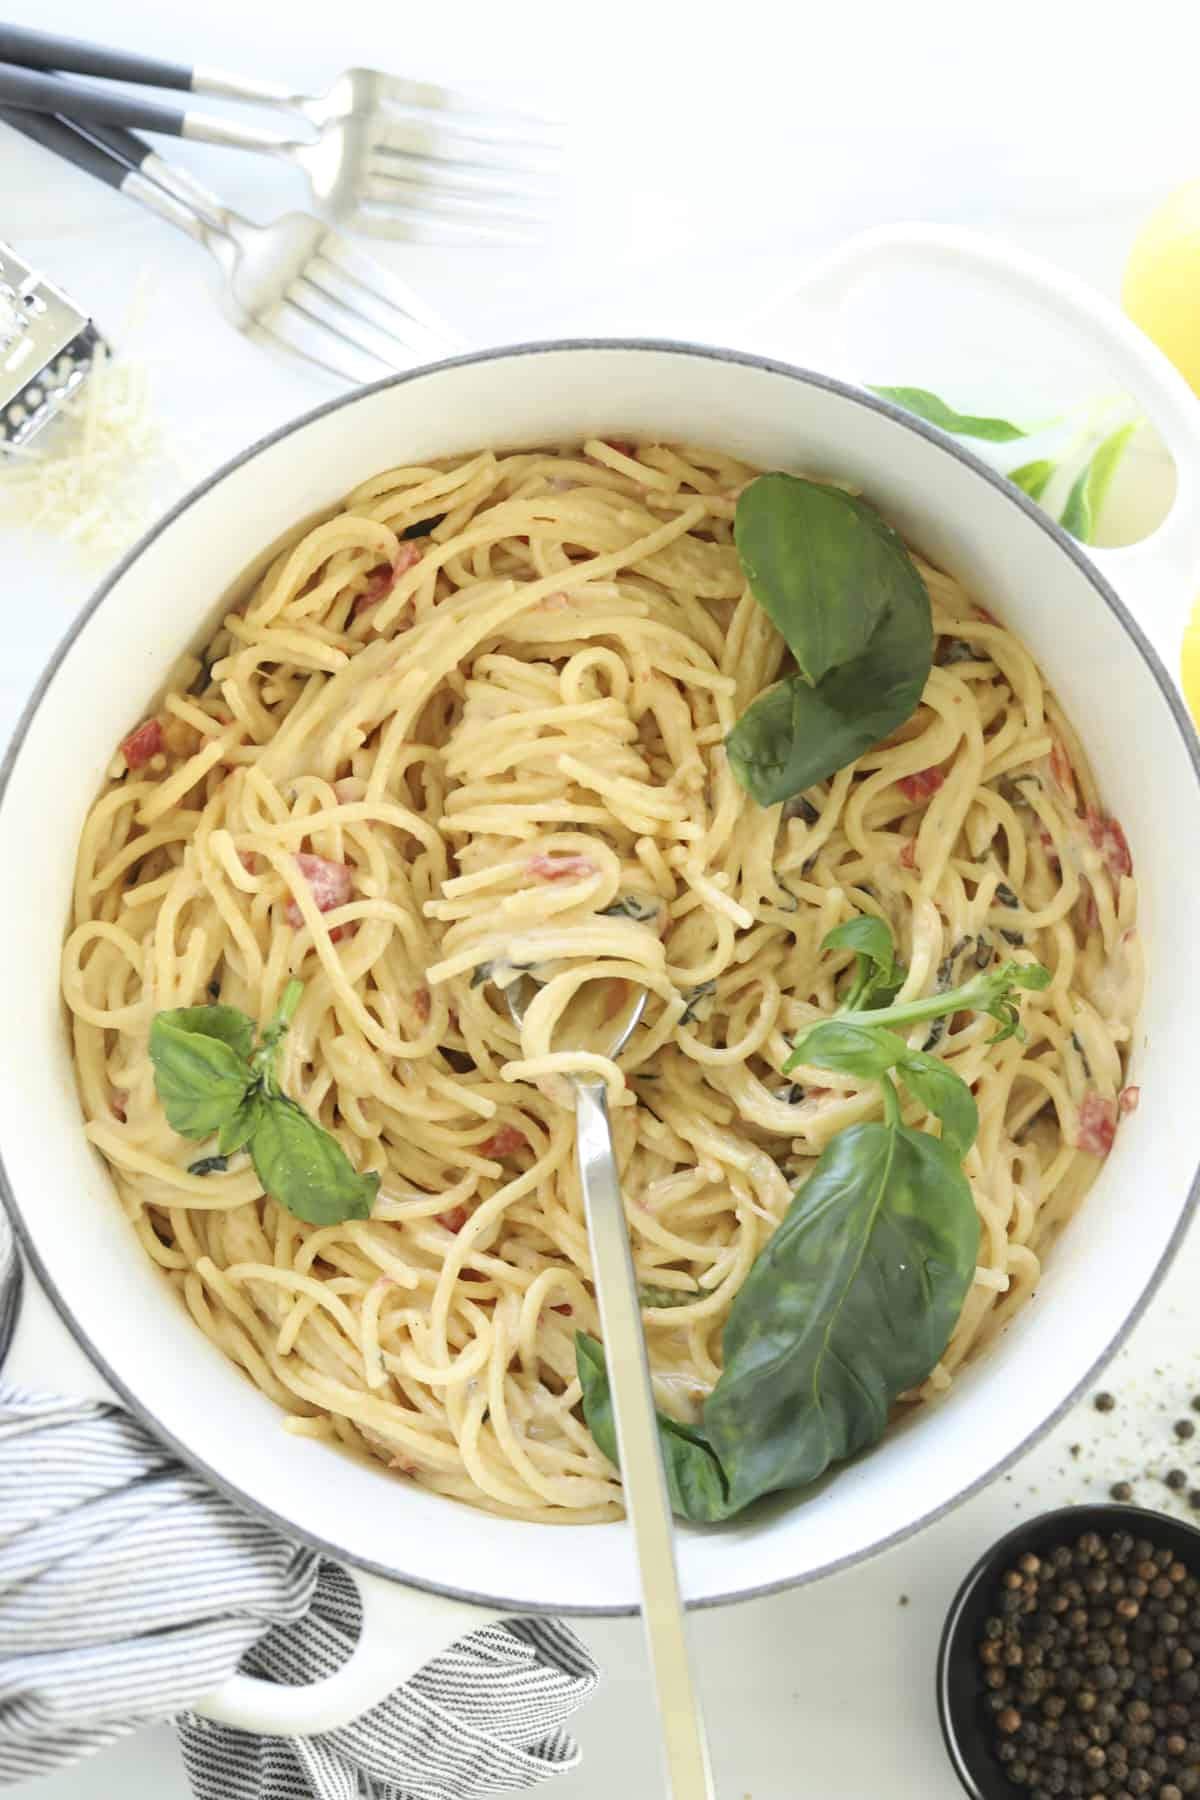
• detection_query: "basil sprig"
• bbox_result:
[726,476,933,807]
[578,921,1049,1521]
[148,981,379,1225]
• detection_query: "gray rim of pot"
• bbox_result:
[2,338,1197,1617]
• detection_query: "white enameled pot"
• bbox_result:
[3,226,1200,1738]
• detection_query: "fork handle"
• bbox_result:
[574,1078,714,1799]
[0,23,194,92]
[0,60,298,152]
[0,106,208,244]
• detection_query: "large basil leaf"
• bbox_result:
[148,1012,253,1140]
[575,1334,731,1522]
[250,1096,379,1225]
[726,539,932,805]
[702,1122,978,1511]
[870,386,1030,443]
[734,475,905,685]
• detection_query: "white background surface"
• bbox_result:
[4,1,1200,1796]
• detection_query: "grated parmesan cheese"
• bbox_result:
[0,277,188,561]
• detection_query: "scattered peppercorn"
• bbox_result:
[1168,1472,1190,1493]
[1177,1421,1197,1442]
[976,1530,1200,1796]
[1095,1393,1118,1413]
[1112,1482,1135,1502]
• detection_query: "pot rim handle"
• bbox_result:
[747,222,1200,664]
[191,1569,505,1737]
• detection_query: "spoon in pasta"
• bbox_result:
[505,973,715,1800]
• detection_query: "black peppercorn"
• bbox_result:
[1167,1472,1189,1492]
[1174,1421,1196,1442]
[1113,1483,1135,1503]
[1096,1393,1118,1412]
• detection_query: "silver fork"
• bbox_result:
[504,972,714,1799]
[0,106,460,386]
[0,27,558,245]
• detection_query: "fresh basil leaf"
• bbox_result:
[702,1122,979,1510]
[188,1154,229,1177]
[1007,458,1057,503]
[896,1049,978,1159]
[821,915,905,1010]
[639,1283,701,1309]
[734,475,906,685]
[217,1092,263,1157]
[250,1096,379,1225]
[786,1019,905,1081]
[575,1334,731,1522]
[148,1013,253,1140]
[154,1004,256,1061]
[1060,422,1139,543]
[871,386,1030,443]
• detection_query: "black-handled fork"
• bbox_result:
[2,103,461,384]
[0,28,559,244]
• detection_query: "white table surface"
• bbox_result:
[4,2,1200,1795]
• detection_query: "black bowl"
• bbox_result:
[937,1502,1200,1798]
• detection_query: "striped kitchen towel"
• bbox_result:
[0,1208,598,1797]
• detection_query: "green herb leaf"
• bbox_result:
[638,1283,701,1309]
[727,545,932,807]
[575,1334,732,1522]
[249,979,304,1094]
[217,1092,263,1157]
[1007,458,1057,503]
[822,915,906,1010]
[249,1095,379,1226]
[158,1004,256,1061]
[789,958,1050,1067]
[871,386,1030,443]
[1060,422,1139,543]
[895,1048,978,1159]
[733,476,903,685]
[148,1012,253,1140]
[790,1019,907,1082]
[702,1121,979,1510]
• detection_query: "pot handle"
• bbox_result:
[191,1568,506,1736]
[746,223,1200,668]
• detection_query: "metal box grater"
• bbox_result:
[0,241,104,451]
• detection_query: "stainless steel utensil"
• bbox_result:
[0,27,558,245]
[0,239,104,449]
[505,972,715,1800]
[1,108,459,385]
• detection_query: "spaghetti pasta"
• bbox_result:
[64,440,1142,1522]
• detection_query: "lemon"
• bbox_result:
[1122,179,1200,394]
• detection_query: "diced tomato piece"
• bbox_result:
[526,853,598,881]
[1119,1085,1141,1115]
[899,838,917,869]
[1049,740,1076,806]
[551,1303,573,1316]
[120,719,163,769]
[238,850,259,875]
[354,540,423,612]
[481,1124,527,1158]
[1076,1091,1116,1155]
[111,1091,127,1123]
[285,853,353,927]
[414,988,431,1023]
[1039,827,1061,871]
[1085,808,1133,882]
[437,1203,469,1233]
[898,766,945,803]
[327,923,357,944]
